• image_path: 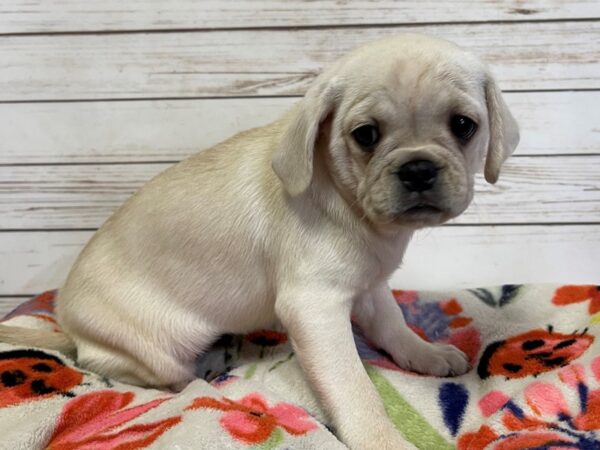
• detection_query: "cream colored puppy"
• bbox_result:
[1,34,519,449]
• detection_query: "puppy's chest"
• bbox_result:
[368,234,411,279]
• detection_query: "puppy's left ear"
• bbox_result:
[272,78,339,196]
[484,77,520,184]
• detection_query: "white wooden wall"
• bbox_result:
[1,1,599,316]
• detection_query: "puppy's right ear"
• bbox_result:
[272,78,338,196]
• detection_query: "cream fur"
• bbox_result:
[2,34,519,450]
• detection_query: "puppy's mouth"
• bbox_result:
[395,202,447,227]
[403,203,442,215]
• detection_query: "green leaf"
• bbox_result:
[268,352,295,372]
[244,363,257,379]
[255,427,285,450]
[366,364,454,450]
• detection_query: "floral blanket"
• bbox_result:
[1,284,599,449]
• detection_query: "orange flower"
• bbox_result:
[187,392,317,444]
[457,425,497,449]
[458,423,574,450]
[553,285,600,314]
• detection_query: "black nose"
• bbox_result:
[397,160,438,192]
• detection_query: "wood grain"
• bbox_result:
[1,21,599,102]
[1,1,598,296]
[1,226,598,295]
[0,231,86,296]
[2,1,599,34]
[0,156,598,229]
[1,91,598,164]
[392,224,600,289]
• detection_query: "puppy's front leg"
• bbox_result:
[354,285,469,377]
[276,285,408,450]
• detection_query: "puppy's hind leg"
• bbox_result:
[75,337,198,389]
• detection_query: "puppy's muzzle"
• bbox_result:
[397,159,439,192]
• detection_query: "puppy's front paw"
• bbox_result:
[393,341,469,377]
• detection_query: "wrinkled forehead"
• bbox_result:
[394,56,486,115]
[337,49,488,127]
[341,34,487,86]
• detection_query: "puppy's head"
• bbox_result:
[272,34,519,229]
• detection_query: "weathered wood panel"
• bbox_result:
[1,91,597,164]
[1,21,599,101]
[392,225,600,289]
[0,164,157,230]
[2,1,599,34]
[1,1,598,296]
[0,98,289,164]
[0,156,598,229]
[1,226,598,295]
[0,231,87,295]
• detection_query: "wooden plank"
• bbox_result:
[1,21,599,101]
[0,156,598,229]
[456,156,600,225]
[0,98,290,164]
[514,91,600,157]
[0,231,88,296]
[0,164,159,230]
[1,91,598,165]
[2,1,599,34]
[1,226,598,295]
[391,225,600,290]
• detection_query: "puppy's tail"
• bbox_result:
[0,324,76,358]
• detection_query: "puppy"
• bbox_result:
[1,34,519,449]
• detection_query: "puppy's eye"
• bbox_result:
[352,124,380,149]
[450,115,478,141]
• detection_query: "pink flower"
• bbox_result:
[459,357,600,449]
[478,391,510,418]
[187,392,318,444]
[559,363,587,388]
[525,381,569,416]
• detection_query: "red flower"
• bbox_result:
[392,290,418,304]
[246,330,288,347]
[187,392,317,444]
[30,290,56,313]
[47,390,181,449]
[553,285,600,314]
[2,290,57,322]
[441,298,463,315]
